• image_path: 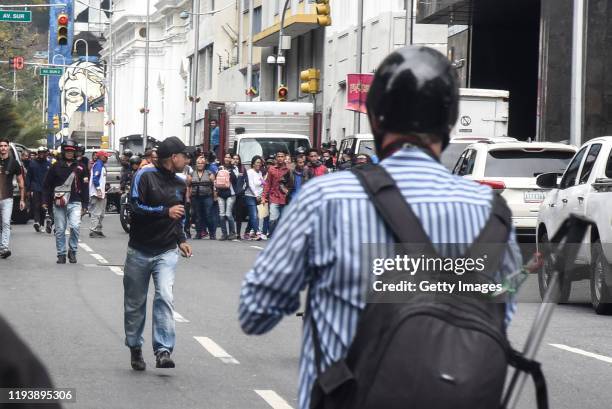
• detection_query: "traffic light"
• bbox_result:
[57,13,69,46]
[315,0,331,26]
[8,56,24,70]
[300,68,321,94]
[277,85,289,102]
[52,115,60,129]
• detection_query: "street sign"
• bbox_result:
[40,68,63,76]
[0,10,32,23]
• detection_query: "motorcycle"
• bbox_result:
[119,189,131,234]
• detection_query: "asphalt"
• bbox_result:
[1,215,611,409]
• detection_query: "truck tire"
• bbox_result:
[590,240,612,315]
[537,231,572,303]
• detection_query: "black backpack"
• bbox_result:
[309,164,548,409]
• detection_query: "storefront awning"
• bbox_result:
[253,14,319,47]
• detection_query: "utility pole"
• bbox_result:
[405,0,414,45]
[189,0,201,146]
[277,0,291,89]
[246,0,254,101]
[354,0,364,134]
[143,0,151,148]
[13,67,17,101]
[570,0,585,147]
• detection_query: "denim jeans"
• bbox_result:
[0,198,13,251]
[218,196,236,236]
[54,202,81,256]
[192,195,214,236]
[269,203,285,236]
[123,247,178,354]
[244,196,259,234]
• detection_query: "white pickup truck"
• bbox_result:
[536,136,612,314]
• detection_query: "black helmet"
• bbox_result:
[60,139,78,155]
[129,155,142,166]
[123,149,133,158]
[366,46,459,153]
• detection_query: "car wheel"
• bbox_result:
[590,240,612,315]
[537,231,572,303]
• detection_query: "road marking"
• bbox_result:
[194,336,240,364]
[91,253,108,264]
[254,390,294,409]
[173,311,189,323]
[250,245,264,250]
[79,243,94,252]
[550,343,612,364]
[109,266,124,276]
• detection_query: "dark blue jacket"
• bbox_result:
[26,159,50,193]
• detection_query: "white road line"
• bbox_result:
[90,253,108,264]
[79,243,94,252]
[173,311,190,323]
[250,245,264,250]
[254,390,294,409]
[194,336,240,364]
[109,266,124,276]
[550,344,612,364]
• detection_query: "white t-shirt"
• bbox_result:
[246,168,264,198]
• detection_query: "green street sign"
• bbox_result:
[40,67,63,76]
[0,10,32,23]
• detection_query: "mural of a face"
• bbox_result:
[58,60,105,126]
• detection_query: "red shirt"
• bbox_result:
[263,165,290,205]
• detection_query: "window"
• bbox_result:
[457,149,477,176]
[606,149,612,178]
[253,6,262,35]
[484,149,575,178]
[559,147,587,189]
[452,150,468,174]
[196,45,214,92]
[578,144,602,184]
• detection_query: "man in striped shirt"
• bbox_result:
[239,47,522,409]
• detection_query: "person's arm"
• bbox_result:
[185,174,192,202]
[91,160,103,191]
[130,172,168,217]
[42,164,55,207]
[262,170,272,202]
[79,169,89,208]
[499,228,522,327]
[239,186,318,335]
[16,168,26,209]
[247,169,257,195]
[25,163,32,192]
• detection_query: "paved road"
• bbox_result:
[1,215,611,409]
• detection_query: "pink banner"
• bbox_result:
[346,73,374,114]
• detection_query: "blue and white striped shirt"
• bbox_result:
[239,147,522,409]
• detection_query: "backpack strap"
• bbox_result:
[473,193,513,246]
[351,164,438,256]
[507,349,549,409]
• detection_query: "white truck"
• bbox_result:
[453,88,509,138]
[205,101,318,161]
[536,136,612,314]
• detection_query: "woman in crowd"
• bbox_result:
[245,156,265,241]
[190,156,216,240]
[232,154,248,239]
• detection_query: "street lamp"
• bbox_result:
[73,39,89,148]
[143,0,151,150]
[179,0,201,147]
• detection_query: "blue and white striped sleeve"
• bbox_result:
[239,188,318,335]
[500,228,523,326]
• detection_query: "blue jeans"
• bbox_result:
[0,198,13,251]
[269,203,285,236]
[245,196,259,234]
[54,202,81,256]
[123,247,178,354]
[192,195,214,236]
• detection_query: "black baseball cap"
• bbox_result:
[157,136,189,159]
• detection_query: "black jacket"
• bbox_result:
[26,159,51,193]
[42,159,89,206]
[129,165,187,255]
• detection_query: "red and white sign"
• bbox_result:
[346,73,374,114]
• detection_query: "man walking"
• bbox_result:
[89,151,110,238]
[239,47,522,409]
[124,136,192,371]
[262,151,289,236]
[305,149,328,179]
[0,138,26,259]
[209,119,220,157]
[43,139,89,264]
[27,147,51,233]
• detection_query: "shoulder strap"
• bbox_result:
[473,193,513,245]
[352,164,438,256]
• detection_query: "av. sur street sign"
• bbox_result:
[0,10,32,23]
[40,68,63,76]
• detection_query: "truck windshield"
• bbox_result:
[485,150,575,177]
[358,140,375,155]
[239,138,311,162]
